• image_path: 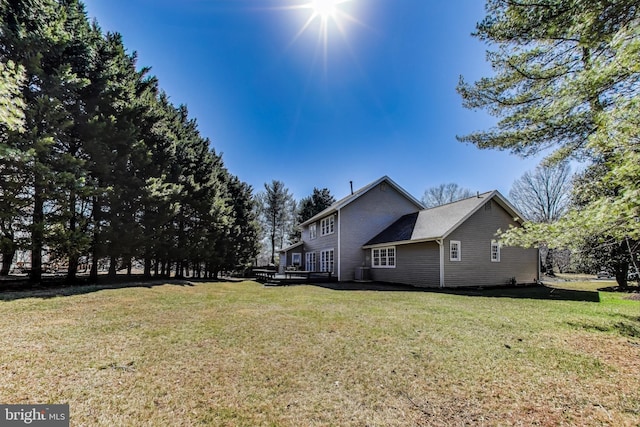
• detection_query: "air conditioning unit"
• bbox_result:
[355,267,370,281]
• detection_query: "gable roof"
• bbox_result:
[300,176,424,227]
[279,241,304,253]
[363,190,524,248]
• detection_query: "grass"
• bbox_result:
[0,280,639,426]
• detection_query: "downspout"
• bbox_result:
[437,238,444,288]
[337,209,341,281]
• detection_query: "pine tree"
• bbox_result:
[459,0,640,285]
[258,180,294,265]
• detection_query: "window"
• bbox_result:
[320,215,335,236]
[292,253,301,267]
[372,246,396,268]
[305,252,317,271]
[450,240,461,261]
[320,249,334,273]
[309,223,317,240]
[491,242,501,262]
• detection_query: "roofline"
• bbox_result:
[439,190,526,240]
[491,190,527,222]
[362,237,439,250]
[362,191,527,247]
[300,176,424,226]
[439,191,496,240]
[278,241,304,253]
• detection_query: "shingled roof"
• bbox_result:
[363,191,523,247]
[299,176,424,227]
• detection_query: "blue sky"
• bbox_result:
[84,0,543,202]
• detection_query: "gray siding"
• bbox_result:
[443,199,538,287]
[339,183,420,281]
[301,215,338,273]
[370,242,440,286]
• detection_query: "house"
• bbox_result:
[279,176,539,288]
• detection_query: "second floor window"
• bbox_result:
[320,215,335,236]
[309,223,317,239]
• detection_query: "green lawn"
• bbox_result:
[0,280,638,426]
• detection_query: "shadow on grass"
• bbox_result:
[0,275,195,301]
[311,282,601,303]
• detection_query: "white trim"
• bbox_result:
[305,252,316,271]
[320,248,335,273]
[292,252,302,267]
[450,240,461,262]
[337,209,341,281]
[320,215,335,236]
[300,176,425,227]
[309,223,317,240]
[491,241,501,262]
[371,246,396,268]
[437,239,445,288]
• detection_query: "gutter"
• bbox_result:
[437,238,444,288]
[337,208,341,281]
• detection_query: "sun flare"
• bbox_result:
[310,0,340,19]
[276,0,361,74]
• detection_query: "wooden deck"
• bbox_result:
[253,270,335,286]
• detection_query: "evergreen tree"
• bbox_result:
[258,180,294,265]
[0,0,87,281]
[292,187,335,241]
[459,0,639,285]
[0,60,25,134]
[0,0,262,282]
[297,187,335,223]
[224,175,259,273]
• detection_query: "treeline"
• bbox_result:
[0,0,259,281]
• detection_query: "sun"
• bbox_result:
[286,0,356,65]
[310,0,340,19]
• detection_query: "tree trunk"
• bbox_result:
[144,256,152,278]
[67,256,78,282]
[615,262,629,288]
[108,255,117,277]
[31,179,44,283]
[270,230,276,265]
[160,259,166,277]
[1,249,15,276]
[67,192,78,282]
[544,247,555,276]
[90,252,98,281]
[89,197,100,281]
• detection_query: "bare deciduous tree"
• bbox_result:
[510,163,573,275]
[509,163,572,223]
[421,183,473,208]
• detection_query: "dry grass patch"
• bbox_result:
[0,281,639,426]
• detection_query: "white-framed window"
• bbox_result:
[309,223,317,240]
[292,253,301,267]
[491,242,501,262]
[305,252,317,271]
[320,215,335,236]
[372,246,396,268]
[320,249,334,273]
[450,240,461,261]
